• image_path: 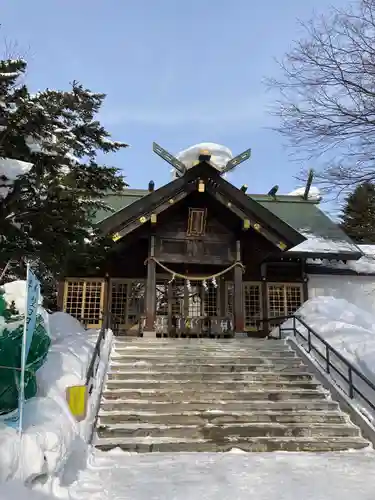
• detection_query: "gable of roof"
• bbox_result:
[95,162,305,250]
[91,173,362,260]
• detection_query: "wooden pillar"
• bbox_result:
[260,263,268,337]
[57,280,65,311]
[168,282,173,333]
[234,240,244,333]
[144,235,156,334]
[102,274,110,331]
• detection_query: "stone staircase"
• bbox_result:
[94,337,370,452]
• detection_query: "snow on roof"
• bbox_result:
[290,232,361,256]
[0,157,33,198]
[176,143,233,172]
[308,244,375,274]
[288,186,321,201]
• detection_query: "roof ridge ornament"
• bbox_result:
[152,142,251,177]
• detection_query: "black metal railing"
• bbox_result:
[260,314,375,414]
[85,313,112,395]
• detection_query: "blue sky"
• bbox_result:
[1,0,349,197]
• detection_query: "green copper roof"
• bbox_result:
[256,198,360,256]
[92,189,148,224]
[92,188,361,258]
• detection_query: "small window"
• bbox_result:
[187,208,207,236]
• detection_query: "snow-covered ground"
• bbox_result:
[53,449,375,500]
[2,288,375,499]
[0,281,112,485]
[279,296,375,423]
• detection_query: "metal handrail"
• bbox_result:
[263,314,375,413]
[85,313,112,394]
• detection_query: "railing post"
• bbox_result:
[307,328,311,352]
[348,367,354,398]
[326,345,330,374]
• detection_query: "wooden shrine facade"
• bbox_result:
[58,154,363,337]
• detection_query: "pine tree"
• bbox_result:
[0,58,128,299]
[341,182,375,243]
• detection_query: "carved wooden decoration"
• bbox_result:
[187,208,207,237]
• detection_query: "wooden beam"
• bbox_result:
[234,240,244,333]
[260,263,268,337]
[111,190,189,242]
[210,189,288,250]
[145,236,156,332]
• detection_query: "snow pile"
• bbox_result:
[0,281,112,485]
[288,186,322,201]
[0,158,33,199]
[0,480,57,500]
[279,296,375,421]
[176,143,233,176]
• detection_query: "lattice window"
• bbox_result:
[63,279,105,328]
[187,208,207,236]
[285,284,303,316]
[156,279,168,316]
[171,279,184,317]
[187,284,201,317]
[204,283,218,317]
[267,283,303,323]
[243,283,262,330]
[225,281,234,317]
[110,279,145,328]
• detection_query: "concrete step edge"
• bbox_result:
[93,436,369,446]
[96,422,357,430]
[98,409,345,417]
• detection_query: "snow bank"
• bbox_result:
[0,281,112,485]
[176,143,233,174]
[0,480,57,500]
[279,296,375,422]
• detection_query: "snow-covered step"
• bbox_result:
[94,338,370,453]
[106,370,315,381]
[109,362,308,372]
[111,353,298,362]
[94,436,370,453]
[102,388,327,401]
[98,410,349,426]
[96,422,361,440]
[100,399,342,413]
[112,345,295,354]
[104,379,320,391]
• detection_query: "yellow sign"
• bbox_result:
[112,232,121,242]
[253,223,261,231]
[139,216,147,223]
[66,385,88,421]
[278,241,287,250]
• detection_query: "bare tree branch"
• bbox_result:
[266,0,375,197]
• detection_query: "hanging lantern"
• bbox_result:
[212,277,218,288]
[202,280,208,291]
[186,279,192,292]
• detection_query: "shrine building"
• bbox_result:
[57,143,372,337]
